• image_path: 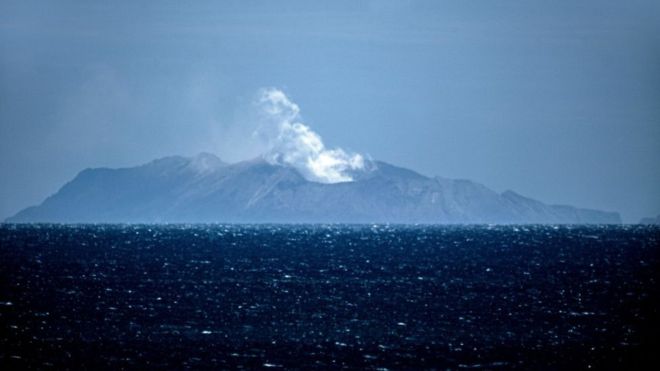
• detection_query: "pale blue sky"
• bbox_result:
[1,0,659,222]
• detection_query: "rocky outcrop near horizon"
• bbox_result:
[7,153,621,224]
[639,215,660,225]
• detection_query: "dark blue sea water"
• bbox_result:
[0,224,658,369]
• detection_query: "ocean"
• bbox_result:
[1,224,658,369]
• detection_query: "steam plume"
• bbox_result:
[255,88,365,183]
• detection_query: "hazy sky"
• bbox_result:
[1,0,659,222]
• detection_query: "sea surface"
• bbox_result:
[0,224,658,369]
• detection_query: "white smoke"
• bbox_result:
[255,88,365,183]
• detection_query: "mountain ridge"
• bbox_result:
[639,214,660,225]
[6,153,621,224]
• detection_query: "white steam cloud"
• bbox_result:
[255,88,365,183]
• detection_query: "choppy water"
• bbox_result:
[0,224,658,369]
